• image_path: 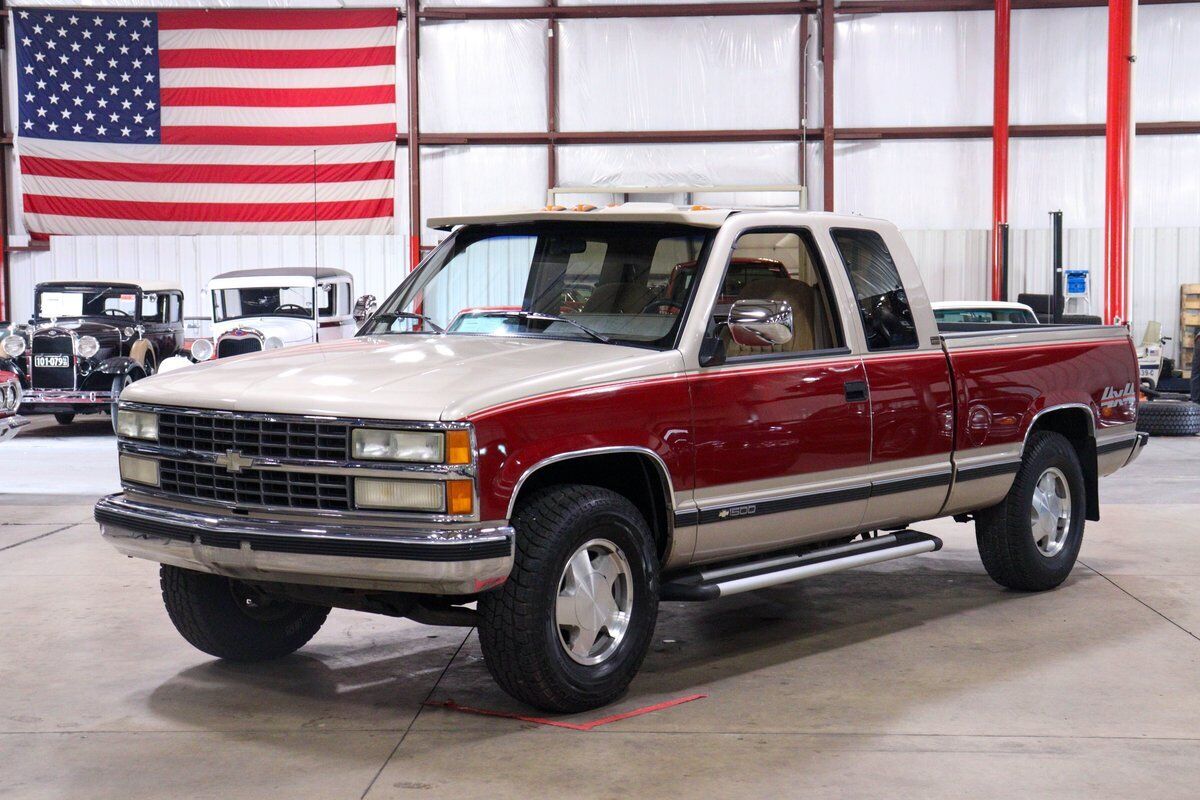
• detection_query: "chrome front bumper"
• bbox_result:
[0,415,29,442]
[24,389,114,404]
[94,493,515,595]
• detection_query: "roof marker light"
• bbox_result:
[544,204,566,212]
[572,204,597,212]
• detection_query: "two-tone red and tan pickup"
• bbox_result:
[95,204,1145,711]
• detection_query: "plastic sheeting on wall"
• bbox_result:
[1009,136,1104,229]
[836,12,993,127]
[420,20,546,132]
[835,138,991,229]
[559,17,801,132]
[1011,8,1107,125]
[419,145,547,244]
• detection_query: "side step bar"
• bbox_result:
[660,530,943,601]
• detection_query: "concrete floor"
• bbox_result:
[2,415,1199,799]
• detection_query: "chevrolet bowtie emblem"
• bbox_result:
[214,449,255,474]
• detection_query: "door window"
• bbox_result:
[831,228,918,351]
[708,229,843,359]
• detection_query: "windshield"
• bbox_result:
[213,287,315,323]
[35,286,142,320]
[934,307,1037,324]
[359,222,715,349]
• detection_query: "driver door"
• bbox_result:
[688,227,873,562]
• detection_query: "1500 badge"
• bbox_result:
[1100,382,1136,410]
[718,504,758,519]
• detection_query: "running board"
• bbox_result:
[660,530,943,601]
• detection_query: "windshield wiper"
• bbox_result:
[373,311,445,334]
[512,311,611,344]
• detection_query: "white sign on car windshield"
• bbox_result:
[40,292,84,317]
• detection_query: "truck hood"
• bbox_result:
[124,334,681,421]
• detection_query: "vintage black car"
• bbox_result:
[0,280,185,427]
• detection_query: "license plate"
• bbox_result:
[34,354,70,369]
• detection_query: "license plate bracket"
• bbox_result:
[34,354,71,369]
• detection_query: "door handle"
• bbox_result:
[844,380,869,403]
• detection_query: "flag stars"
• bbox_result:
[35,79,47,90]
[82,30,92,40]
[48,67,58,77]
[109,112,119,122]
[46,40,56,50]
[60,108,71,119]
[83,56,94,67]
[56,27,67,38]
[119,45,129,55]
[145,100,156,111]
[84,84,95,94]
[97,71,107,82]
[133,113,144,124]
[96,125,107,136]
[48,94,59,104]
[33,52,45,62]
[85,111,95,121]
[97,98,108,108]
[60,81,71,92]
[121,73,131,83]
[68,15,79,25]
[108,86,119,95]
[117,17,128,27]
[132,59,142,69]
[70,42,81,53]
[95,44,105,54]
[145,127,155,137]
[31,24,43,35]
[107,58,117,69]
[71,69,82,79]
[93,16,104,26]
[35,107,47,118]
[72,124,83,134]
[24,65,34,75]
[132,86,144,97]
[142,17,152,27]
[47,122,58,132]
[18,11,29,19]
[23,120,33,130]
[21,37,31,47]
[72,96,83,107]
[44,13,54,23]
[143,74,154,85]
[121,99,132,110]
[120,126,131,137]
[106,31,116,41]
[23,92,34,103]
[143,45,154,56]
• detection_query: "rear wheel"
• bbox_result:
[53,412,75,425]
[160,565,330,661]
[477,485,659,712]
[975,431,1086,591]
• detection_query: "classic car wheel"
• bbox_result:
[477,485,659,712]
[109,374,133,432]
[53,412,75,425]
[159,565,330,662]
[975,431,1086,591]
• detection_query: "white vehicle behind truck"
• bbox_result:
[161,268,366,371]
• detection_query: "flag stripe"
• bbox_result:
[162,104,394,128]
[159,26,396,51]
[24,194,393,223]
[23,214,394,236]
[158,9,398,31]
[19,140,395,166]
[159,66,396,89]
[159,46,394,70]
[162,124,397,146]
[160,85,396,107]
[23,176,393,204]
[20,156,395,184]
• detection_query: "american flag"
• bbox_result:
[15,8,396,235]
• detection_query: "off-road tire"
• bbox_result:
[975,431,1086,591]
[160,565,330,662]
[1136,400,1200,436]
[53,412,75,425]
[477,485,659,712]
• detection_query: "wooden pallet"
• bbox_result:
[1183,284,1200,378]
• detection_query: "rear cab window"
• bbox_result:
[831,228,918,351]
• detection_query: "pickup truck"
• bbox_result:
[95,204,1146,712]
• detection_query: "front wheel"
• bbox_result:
[160,565,330,661]
[975,431,1086,591]
[477,485,659,712]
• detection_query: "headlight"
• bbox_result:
[115,409,158,441]
[190,338,214,362]
[351,428,472,465]
[119,454,160,487]
[2,335,26,358]
[76,335,100,358]
[264,336,284,351]
[354,478,473,514]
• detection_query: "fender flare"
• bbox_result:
[128,339,156,373]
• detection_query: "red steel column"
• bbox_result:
[991,0,1010,301]
[406,0,422,270]
[821,0,834,211]
[1103,0,1135,324]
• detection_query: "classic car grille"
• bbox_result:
[159,460,353,511]
[31,333,75,389]
[157,411,349,461]
[217,337,262,358]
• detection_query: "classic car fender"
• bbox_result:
[157,355,193,375]
[95,356,148,379]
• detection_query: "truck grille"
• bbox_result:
[157,410,349,462]
[159,460,353,512]
[31,333,75,389]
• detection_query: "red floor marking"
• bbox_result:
[426,693,708,731]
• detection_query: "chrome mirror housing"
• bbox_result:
[353,294,378,324]
[728,299,794,347]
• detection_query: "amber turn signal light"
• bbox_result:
[447,480,474,515]
[446,429,472,465]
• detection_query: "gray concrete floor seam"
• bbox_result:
[1078,560,1200,643]
[358,628,475,800]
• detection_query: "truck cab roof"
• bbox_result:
[428,203,882,231]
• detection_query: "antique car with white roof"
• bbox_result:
[161,268,363,369]
[96,202,1144,712]
[1,280,184,426]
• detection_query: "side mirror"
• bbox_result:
[353,294,377,324]
[727,299,793,347]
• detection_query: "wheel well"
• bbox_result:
[512,452,673,562]
[1028,407,1100,521]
